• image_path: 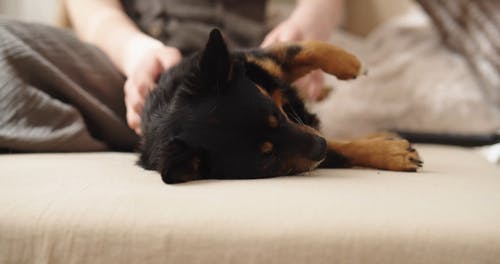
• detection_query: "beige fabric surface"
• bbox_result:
[1,145,500,264]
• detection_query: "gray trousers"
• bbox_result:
[0,19,139,152]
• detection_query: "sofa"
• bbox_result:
[1,0,499,263]
[1,144,499,263]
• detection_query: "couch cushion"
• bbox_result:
[1,145,499,264]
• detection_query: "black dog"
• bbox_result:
[139,29,422,184]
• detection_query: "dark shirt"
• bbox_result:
[121,0,268,55]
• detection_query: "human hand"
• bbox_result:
[122,36,182,135]
[261,0,342,101]
[261,18,328,101]
[261,18,305,46]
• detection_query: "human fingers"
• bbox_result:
[124,77,156,135]
[156,47,182,74]
[294,70,325,101]
[261,21,300,47]
[276,23,303,43]
[306,71,325,101]
[261,27,280,48]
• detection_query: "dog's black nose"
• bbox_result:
[310,136,327,161]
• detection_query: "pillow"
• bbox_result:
[314,6,500,142]
[416,0,500,106]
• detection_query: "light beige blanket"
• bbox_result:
[315,7,500,139]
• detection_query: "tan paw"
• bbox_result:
[351,137,423,172]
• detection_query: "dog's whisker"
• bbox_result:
[288,106,305,125]
[286,107,299,123]
[292,113,304,125]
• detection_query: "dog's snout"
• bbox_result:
[310,136,327,161]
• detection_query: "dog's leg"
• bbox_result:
[247,41,367,82]
[320,135,423,172]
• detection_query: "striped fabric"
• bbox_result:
[416,0,500,106]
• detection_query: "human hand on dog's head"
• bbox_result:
[123,36,182,135]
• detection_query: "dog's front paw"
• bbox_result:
[350,136,423,172]
[382,139,422,172]
[367,137,423,172]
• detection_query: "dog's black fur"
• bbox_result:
[138,29,422,184]
[138,29,342,184]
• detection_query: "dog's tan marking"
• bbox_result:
[362,132,401,140]
[271,89,283,107]
[268,115,278,128]
[271,89,289,118]
[261,142,274,154]
[264,41,365,82]
[327,136,422,172]
[256,84,270,97]
[281,155,319,175]
[192,157,201,173]
[246,55,284,79]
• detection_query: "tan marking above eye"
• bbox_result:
[261,142,273,154]
[256,84,270,97]
[268,115,278,128]
[271,90,288,115]
[271,90,283,107]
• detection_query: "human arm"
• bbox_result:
[64,0,182,134]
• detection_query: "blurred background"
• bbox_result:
[0,0,59,24]
[0,0,413,37]
[1,0,498,160]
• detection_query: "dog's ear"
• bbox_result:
[158,138,205,184]
[199,29,232,85]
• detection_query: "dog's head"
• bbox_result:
[140,29,364,184]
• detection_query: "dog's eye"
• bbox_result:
[261,141,274,155]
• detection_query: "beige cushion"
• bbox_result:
[1,145,499,263]
[416,0,500,106]
[316,7,500,139]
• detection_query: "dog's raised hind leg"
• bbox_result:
[246,41,367,82]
